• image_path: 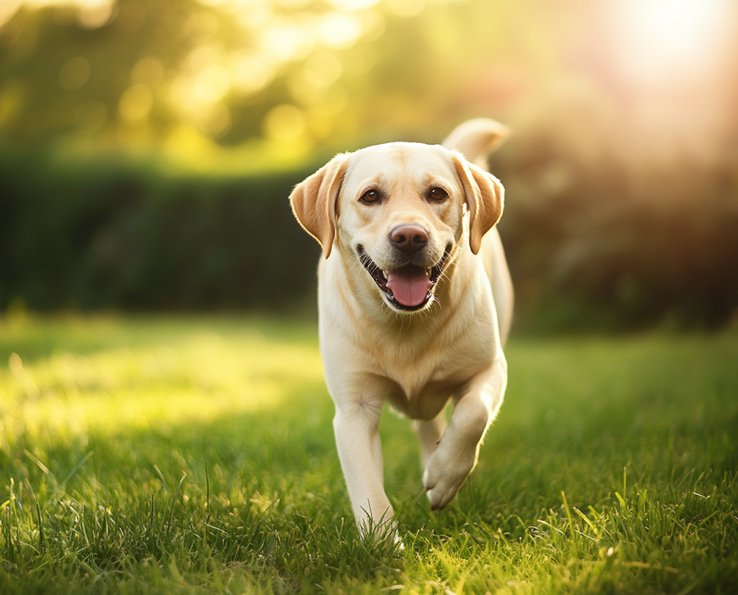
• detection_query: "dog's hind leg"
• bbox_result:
[414,411,447,469]
[483,229,514,345]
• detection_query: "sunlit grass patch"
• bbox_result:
[1,317,737,593]
[2,324,321,442]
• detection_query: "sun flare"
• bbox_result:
[612,0,731,85]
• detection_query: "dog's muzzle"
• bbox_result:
[357,245,450,312]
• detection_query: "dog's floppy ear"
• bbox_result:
[289,154,349,259]
[452,153,505,255]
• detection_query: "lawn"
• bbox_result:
[1,315,737,593]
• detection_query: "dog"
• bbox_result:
[289,118,513,536]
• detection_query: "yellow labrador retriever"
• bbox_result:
[290,118,513,536]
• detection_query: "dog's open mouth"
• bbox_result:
[357,246,450,311]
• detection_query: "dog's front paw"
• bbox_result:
[422,443,477,510]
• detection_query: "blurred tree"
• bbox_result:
[0,0,542,157]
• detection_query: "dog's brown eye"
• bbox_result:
[427,186,449,203]
[359,189,382,205]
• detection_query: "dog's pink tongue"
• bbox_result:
[386,268,431,307]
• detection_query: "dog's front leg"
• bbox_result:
[333,398,393,536]
[422,353,507,510]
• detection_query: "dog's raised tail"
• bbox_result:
[445,118,513,344]
[442,118,509,168]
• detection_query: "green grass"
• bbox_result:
[1,315,737,593]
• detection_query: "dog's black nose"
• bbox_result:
[389,224,428,253]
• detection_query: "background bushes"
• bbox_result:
[0,148,318,312]
[2,141,737,331]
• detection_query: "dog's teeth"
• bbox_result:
[382,270,388,280]
[426,268,432,276]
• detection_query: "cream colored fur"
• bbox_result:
[290,119,513,536]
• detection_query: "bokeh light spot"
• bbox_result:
[329,0,381,10]
[387,0,426,18]
[231,51,273,96]
[59,56,91,91]
[302,52,342,90]
[318,12,363,48]
[118,84,153,121]
[261,21,315,63]
[131,56,165,87]
[263,104,306,141]
[76,0,115,29]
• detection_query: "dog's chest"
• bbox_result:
[377,353,474,420]
[366,320,495,419]
[385,377,459,420]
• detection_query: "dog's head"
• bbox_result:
[290,142,504,313]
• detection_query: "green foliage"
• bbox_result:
[0,316,737,592]
[494,117,738,331]
[3,142,737,329]
[0,0,514,151]
[0,148,320,311]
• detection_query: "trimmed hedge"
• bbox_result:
[0,150,320,311]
